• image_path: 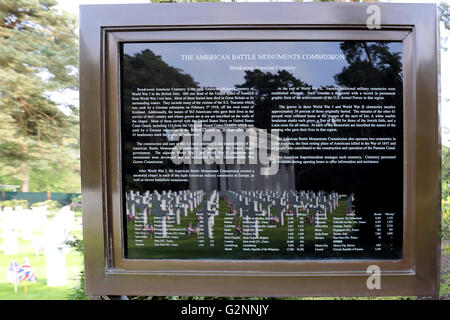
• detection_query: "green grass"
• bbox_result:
[443,244,450,256]
[1,205,447,300]
[0,234,83,300]
[441,274,450,297]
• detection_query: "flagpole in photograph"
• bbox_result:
[6,261,20,293]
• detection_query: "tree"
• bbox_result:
[443,145,450,199]
[122,49,198,91]
[334,41,402,90]
[440,2,449,31]
[121,48,198,190]
[0,0,79,192]
[236,69,308,130]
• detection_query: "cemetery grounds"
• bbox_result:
[127,196,360,259]
[0,209,84,300]
[0,198,447,299]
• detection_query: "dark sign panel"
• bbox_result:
[80,3,440,298]
[120,41,404,260]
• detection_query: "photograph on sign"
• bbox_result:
[119,41,403,260]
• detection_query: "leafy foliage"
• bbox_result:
[30,199,61,213]
[440,2,450,31]
[0,199,29,209]
[65,238,88,300]
[443,145,450,196]
[443,196,450,240]
[70,193,82,212]
[335,42,402,89]
[236,69,308,130]
[443,146,450,240]
[0,0,79,192]
[122,49,198,90]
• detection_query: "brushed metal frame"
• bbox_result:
[80,2,440,297]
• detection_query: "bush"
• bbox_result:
[0,199,29,209]
[443,196,450,240]
[31,199,62,213]
[65,238,89,300]
[70,194,82,213]
[71,194,81,203]
[443,181,450,201]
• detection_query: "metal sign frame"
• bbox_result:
[79,2,440,297]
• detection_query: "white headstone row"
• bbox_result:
[126,190,205,226]
[1,206,47,254]
[224,190,341,226]
[125,190,224,239]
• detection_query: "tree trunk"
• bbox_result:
[20,143,29,192]
[363,43,374,67]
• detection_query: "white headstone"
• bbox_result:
[2,208,18,255]
[161,217,167,238]
[3,227,18,255]
[44,221,67,286]
[20,209,33,241]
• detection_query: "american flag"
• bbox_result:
[17,259,36,282]
[6,261,21,284]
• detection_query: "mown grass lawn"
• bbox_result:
[0,235,83,300]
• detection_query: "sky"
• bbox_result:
[55,0,450,146]
[123,41,402,88]
[124,41,351,88]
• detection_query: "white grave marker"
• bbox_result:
[44,221,67,286]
